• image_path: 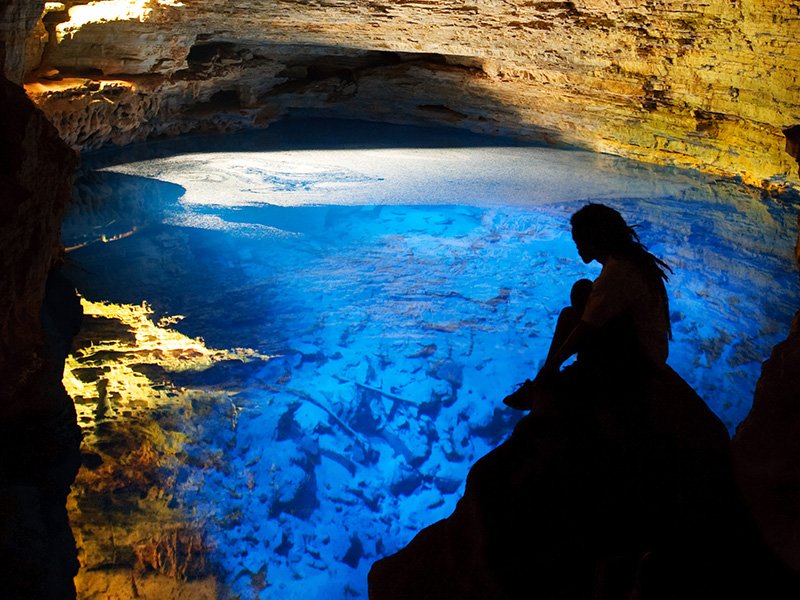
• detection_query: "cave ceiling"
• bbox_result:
[8,0,800,189]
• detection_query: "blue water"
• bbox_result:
[64,119,799,598]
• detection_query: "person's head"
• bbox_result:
[570,203,637,264]
[570,278,593,312]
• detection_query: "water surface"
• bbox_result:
[63,119,799,598]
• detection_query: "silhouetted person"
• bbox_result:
[540,203,672,384]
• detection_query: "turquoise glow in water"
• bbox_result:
[64,119,798,598]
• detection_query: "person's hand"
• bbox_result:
[533,360,558,386]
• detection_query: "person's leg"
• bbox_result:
[545,306,579,365]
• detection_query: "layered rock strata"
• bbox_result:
[0,0,47,83]
[14,0,800,190]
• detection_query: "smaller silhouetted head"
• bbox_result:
[570,203,637,263]
[569,278,593,312]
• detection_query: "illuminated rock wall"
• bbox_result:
[0,0,46,83]
[15,0,800,190]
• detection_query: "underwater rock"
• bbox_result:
[275,402,303,441]
[417,395,442,419]
[250,564,268,592]
[298,349,328,366]
[341,534,365,569]
[432,476,461,495]
[468,406,515,447]
[485,287,511,308]
[351,389,386,435]
[274,531,292,557]
[428,358,464,390]
[269,465,320,520]
[389,463,423,498]
[171,358,267,387]
[134,528,210,580]
[407,344,438,359]
[442,420,472,463]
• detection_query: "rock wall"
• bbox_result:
[0,72,82,599]
[0,72,77,418]
[14,0,800,190]
[0,0,46,83]
[369,361,797,599]
[732,318,800,571]
[730,223,800,573]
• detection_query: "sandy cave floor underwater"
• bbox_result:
[61,119,799,599]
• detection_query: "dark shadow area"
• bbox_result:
[0,73,82,600]
[370,376,797,599]
[0,266,83,599]
[65,170,187,250]
[80,117,544,170]
[784,124,800,178]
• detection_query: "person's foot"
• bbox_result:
[502,379,536,410]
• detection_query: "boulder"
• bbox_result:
[369,365,796,599]
[733,311,800,573]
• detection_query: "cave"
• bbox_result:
[2,1,800,599]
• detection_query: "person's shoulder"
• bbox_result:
[601,255,650,292]
[599,255,633,280]
[609,254,646,277]
[607,254,633,269]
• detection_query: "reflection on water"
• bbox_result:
[63,119,799,599]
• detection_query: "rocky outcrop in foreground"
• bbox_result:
[733,311,800,575]
[730,232,800,575]
[370,358,800,599]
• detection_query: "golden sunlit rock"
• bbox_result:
[63,298,267,597]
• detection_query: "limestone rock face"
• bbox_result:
[0,0,46,83]
[13,0,800,190]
